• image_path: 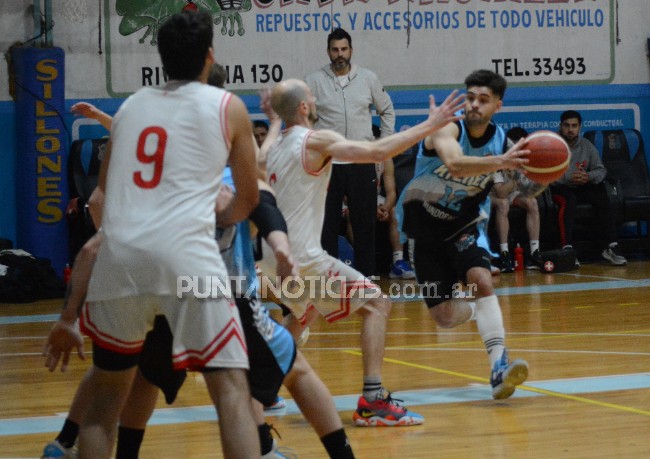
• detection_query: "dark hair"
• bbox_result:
[327,28,352,49]
[560,110,582,124]
[207,63,227,88]
[253,120,269,131]
[506,126,528,143]
[157,11,213,81]
[464,69,507,100]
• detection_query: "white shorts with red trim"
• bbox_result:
[80,294,248,371]
[259,251,383,323]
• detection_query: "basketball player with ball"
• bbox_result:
[396,69,531,399]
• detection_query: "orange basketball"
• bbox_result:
[521,130,571,184]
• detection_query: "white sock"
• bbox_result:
[475,295,505,366]
[500,243,509,253]
[393,250,403,263]
[530,240,540,253]
[468,301,477,321]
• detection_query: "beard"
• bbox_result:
[464,111,485,127]
[561,131,577,143]
[331,56,350,71]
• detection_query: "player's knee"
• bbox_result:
[467,270,493,297]
[494,199,509,214]
[429,301,456,328]
[360,295,391,319]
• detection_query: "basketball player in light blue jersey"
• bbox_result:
[218,168,356,459]
[396,70,531,399]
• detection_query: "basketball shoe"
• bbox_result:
[490,350,529,400]
[499,251,514,273]
[261,439,298,459]
[264,395,287,411]
[353,388,424,426]
[389,259,416,279]
[41,440,77,459]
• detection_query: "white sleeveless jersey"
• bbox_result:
[266,125,331,264]
[87,82,232,300]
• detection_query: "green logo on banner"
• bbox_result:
[116,0,251,45]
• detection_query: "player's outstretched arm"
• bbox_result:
[435,133,530,178]
[71,102,113,131]
[312,90,465,164]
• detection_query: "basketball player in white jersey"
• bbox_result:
[74,12,260,459]
[257,79,465,427]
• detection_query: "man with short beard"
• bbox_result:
[305,28,395,278]
[550,110,627,265]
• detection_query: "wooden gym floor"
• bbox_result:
[1,260,649,458]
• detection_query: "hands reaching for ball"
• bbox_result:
[501,137,530,171]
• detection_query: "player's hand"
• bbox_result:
[71,102,100,120]
[425,90,466,132]
[570,169,588,185]
[259,88,279,123]
[274,249,300,296]
[376,204,390,222]
[43,319,85,372]
[501,137,530,170]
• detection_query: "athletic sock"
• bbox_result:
[475,295,505,366]
[258,423,274,455]
[530,240,540,253]
[55,418,79,449]
[115,426,145,459]
[500,243,509,253]
[321,428,355,459]
[362,376,382,401]
[392,250,403,263]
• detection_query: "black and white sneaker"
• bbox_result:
[602,244,627,265]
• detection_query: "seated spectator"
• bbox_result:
[378,157,415,279]
[373,125,415,278]
[551,110,627,266]
[391,142,418,276]
[491,127,544,271]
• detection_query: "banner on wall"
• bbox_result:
[103,0,613,96]
[12,47,68,274]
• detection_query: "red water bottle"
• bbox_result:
[514,244,524,272]
[63,263,72,285]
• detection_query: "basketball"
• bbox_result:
[521,130,571,184]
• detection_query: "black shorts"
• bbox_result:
[413,227,492,308]
[93,299,297,408]
[236,296,297,407]
[93,315,187,405]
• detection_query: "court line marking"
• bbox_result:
[2,372,650,437]
[2,277,650,326]
[344,350,650,417]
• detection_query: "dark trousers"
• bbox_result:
[321,163,377,276]
[550,182,618,247]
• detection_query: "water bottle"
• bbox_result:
[514,244,524,272]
